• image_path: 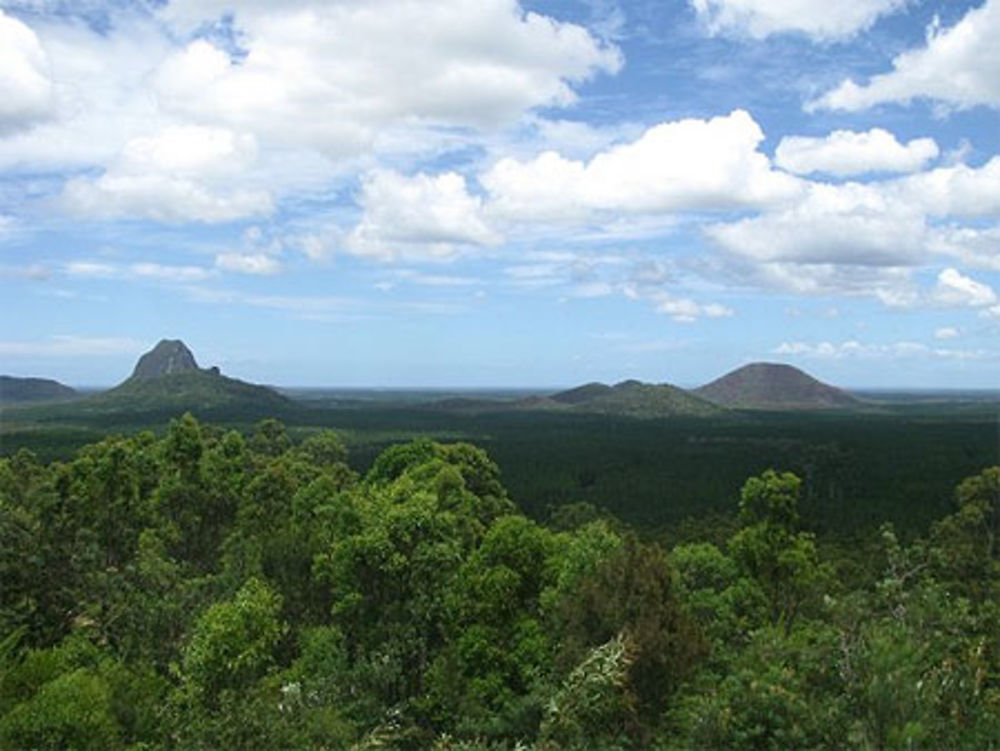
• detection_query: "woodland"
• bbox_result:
[2,412,1000,749]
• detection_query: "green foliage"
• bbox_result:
[1,418,999,748]
[730,469,830,633]
[182,577,287,705]
[539,633,637,749]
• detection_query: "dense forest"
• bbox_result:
[2,414,999,749]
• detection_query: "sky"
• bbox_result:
[1,0,999,388]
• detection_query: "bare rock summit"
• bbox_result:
[131,339,201,379]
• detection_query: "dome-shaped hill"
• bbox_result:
[0,375,77,403]
[695,362,860,410]
[548,379,723,418]
[550,382,614,405]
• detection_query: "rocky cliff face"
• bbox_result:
[130,339,200,379]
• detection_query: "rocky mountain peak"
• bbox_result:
[131,339,200,380]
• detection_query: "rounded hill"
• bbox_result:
[695,362,860,410]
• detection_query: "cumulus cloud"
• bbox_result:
[706,181,928,267]
[348,170,501,261]
[734,261,920,307]
[704,153,1000,302]
[689,0,907,41]
[61,125,274,222]
[930,225,1000,271]
[0,15,173,171]
[775,128,938,176]
[813,0,1000,111]
[153,0,621,156]
[0,1,620,227]
[935,326,960,340]
[897,157,1000,218]
[483,110,802,222]
[0,9,54,134]
[932,267,998,308]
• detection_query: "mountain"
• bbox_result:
[695,362,860,410]
[547,379,724,418]
[86,339,291,414]
[0,375,77,403]
[131,339,200,379]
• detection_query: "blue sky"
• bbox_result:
[1,0,999,388]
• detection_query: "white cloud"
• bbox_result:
[704,154,1000,302]
[61,125,274,223]
[736,261,919,307]
[814,0,1000,111]
[932,267,998,308]
[655,296,733,323]
[215,252,283,275]
[706,181,928,267]
[930,224,1000,271]
[62,173,273,223]
[348,170,501,261]
[390,269,479,287]
[483,110,802,223]
[116,125,258,178]
[0,335,143,357]
[775,128,938,176]
[64,260,213,282]
[153,0,621,155]
[130,263,213,283]
[897,157,1000,218]
[935,326,960,340]
[0,15,173,171]
[0,9,54,134]
[690,0,907,41]
[774,339,994,361]
[0,1,620,227]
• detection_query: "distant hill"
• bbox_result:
[425,379,723,418]
[695,362,860,410]
[508,379,721,418]
[85,339,291,414]
[550,382,615,405]
[0,375,77,403]
[561,379,724,418]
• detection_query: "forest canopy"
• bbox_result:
[1,414,998,749]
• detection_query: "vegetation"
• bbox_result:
[0,376,77,404]
[1,413,998,748]
[3,397,997,540]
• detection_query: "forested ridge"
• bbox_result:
[2,414,999,749]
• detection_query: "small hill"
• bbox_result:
[544,379,723,418]
[0,375,77,403]
[550,382,614,405]
[695,362,860,410]
[425,379,723,418]
[576,380,723,418]
[87,340,291,415]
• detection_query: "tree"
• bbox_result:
[181,577,287,707]
[729,470,828,634]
